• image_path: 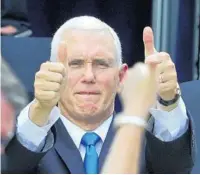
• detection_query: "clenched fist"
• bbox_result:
[34,61,66,109]
[30,42,67,126]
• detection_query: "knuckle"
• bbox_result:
[40,62,47,69]
[35,90,41,98]
[50,91,57,99]
[34,79,41,89]
[60,65,66,74]
[171,62,175,69]
[34,81,38,89]
[61,65,66,71]
[172,73,177,79]
[35,71,41,79]
[40,62,50,70]
[169,63,176,71]
[36,70,48,80]
[167,61,174,68]
[54,83,60,91]
[169,61,174,66]
[159,52,170,59]
[58,73,63,82]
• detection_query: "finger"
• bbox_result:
[157,59,175,75]
[145,54,162,65]
[34,81,61,92]
[35,90,58,101]
[41,62,66,77]
[143,26,156,57]
[145,54,162,80]
[158,80,177,94]
[36,71,64,84]
[158,72,177,84]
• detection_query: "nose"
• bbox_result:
[82,63,95,83]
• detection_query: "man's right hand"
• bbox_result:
[29,62,66,126]
[29,42,67,126]
[34,62,66,108]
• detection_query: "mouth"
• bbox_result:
[75,91,101,102]
[75,91,101,95]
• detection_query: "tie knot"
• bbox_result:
[81,132,100,146]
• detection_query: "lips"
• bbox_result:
[75,91,101,95]
[75,91,101,102]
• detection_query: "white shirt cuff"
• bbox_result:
[17,101,60,147]
[149,97,189,141]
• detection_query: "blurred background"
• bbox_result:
[1,0,200,173]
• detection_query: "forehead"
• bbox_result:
[61,29,116,58]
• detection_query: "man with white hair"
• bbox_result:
[4,16,195,173]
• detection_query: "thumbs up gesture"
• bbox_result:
[29,42,67,126]
[143,27,178,106]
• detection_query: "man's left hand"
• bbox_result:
[143,27,178,109]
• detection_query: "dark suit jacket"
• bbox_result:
[3,113,195,174]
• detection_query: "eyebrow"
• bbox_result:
[68,57,116,63]
[68,59,85,64]
[67,58,118,68]
[93,58,116,64]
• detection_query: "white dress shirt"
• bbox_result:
[60,115,112,160]
[17,97,189,159]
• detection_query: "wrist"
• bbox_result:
[29,100,52,127]
[157,100,178,112]
[114,113,148,130]
[123,104,149,120]
[157,84,181,109]
[118,124,144,141]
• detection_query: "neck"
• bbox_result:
[58,102,114,131]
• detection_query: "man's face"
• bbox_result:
[58,29,126,122]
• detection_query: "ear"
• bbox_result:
[117,64,128,93]
[119,64,128,82]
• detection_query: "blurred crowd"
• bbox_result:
[1,0,31,37]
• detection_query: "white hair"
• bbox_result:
[50,16,122,66]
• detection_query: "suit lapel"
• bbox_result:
[54,119,85,174]
[99,116,116,172]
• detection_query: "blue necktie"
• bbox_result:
[81,132,101,174]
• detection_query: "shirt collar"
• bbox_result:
[60,112,113,149]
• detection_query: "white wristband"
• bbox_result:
[114,113,147,129]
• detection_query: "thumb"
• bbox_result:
[57,41,68,87]
[58,41,67,64]
[143,27,156,57]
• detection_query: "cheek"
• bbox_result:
[98,72,119,95]
[67,75,77,88]
[62,74,80,95]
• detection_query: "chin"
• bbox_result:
[74,102,102,117]
[79,103,99,113]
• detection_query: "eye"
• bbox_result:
[69,60,84,68]
[94,60,110,68]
